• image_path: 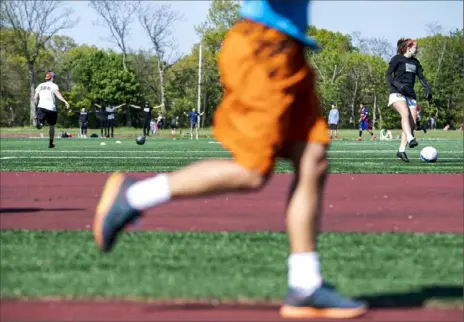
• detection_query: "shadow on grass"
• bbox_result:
[0,207,85,215]
[143,285,463,312]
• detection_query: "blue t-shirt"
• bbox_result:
[239,0,318,50]
[188,111,199,123]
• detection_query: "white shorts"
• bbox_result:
[388,93,417,108]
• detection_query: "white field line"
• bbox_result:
[1,149,462,154]
[1,156,462,161]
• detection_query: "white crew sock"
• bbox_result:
[406,134,414,142]
[126,173,171,211]
[398,146,406,153]
[288,252,323,296]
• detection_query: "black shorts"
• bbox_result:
[100,120,108,128]
[329,124,338,130]
[37,108,57,126]
[107,119,115,127]
[171,124,178,129]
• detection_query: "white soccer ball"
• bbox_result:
[420,146,438,163]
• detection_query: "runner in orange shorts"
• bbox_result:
[92,1,367,319]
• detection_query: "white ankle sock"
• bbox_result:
[126,174,171,210]
[398,147,406,153]
[406,134,414,142]
[288,252,322,295]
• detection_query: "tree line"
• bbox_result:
[1,0,462,129]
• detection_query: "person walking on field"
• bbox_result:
[92,1,367,319]
[356,103,376,141]
[34,72,70,148]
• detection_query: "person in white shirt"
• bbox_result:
[380,128,393,141]
[34,72,70,148]
[327,105,340,140]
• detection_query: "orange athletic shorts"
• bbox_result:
[213,20,329,176]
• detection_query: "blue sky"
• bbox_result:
[63,1,463,56]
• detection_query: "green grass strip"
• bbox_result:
[1,231,462,308]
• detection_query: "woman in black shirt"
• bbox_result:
[386,38,432,162]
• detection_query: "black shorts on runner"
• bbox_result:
[37,108,57,126]
[329,124,338,130]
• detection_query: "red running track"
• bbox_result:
[1,172,462,233]
[1,172,463,322]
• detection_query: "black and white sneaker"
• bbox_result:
[408,138,418,148]
[396,151,409,162]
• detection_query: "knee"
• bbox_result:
[300,146,328,180]
[235,168,268,191]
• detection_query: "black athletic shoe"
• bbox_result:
[48,143,55,149]
[396,151,409,162]
[408,138,418,148]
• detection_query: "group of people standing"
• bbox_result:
[73,101,203,139]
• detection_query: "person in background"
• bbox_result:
[184,108,204,140]
[380,128,393,141]
[386,37,432,162]
[415,104,427,133]
[105,102,125,138]
[171,116,179,136]
[94,101,108,138]
[34,71,70,148]
[356,103,376,141]
[327,104,340,140]
[72,108,94,138]
[130,102,162,136]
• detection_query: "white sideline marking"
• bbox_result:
[0,156,461,161]
[1,149,462,154]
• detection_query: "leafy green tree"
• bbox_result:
[1,0,77,124]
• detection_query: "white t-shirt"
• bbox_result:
[328,109,340,125]
[106,106,116,120]
[35,81,59,111]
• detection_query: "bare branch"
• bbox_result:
[138,3,182,111]
[138,4,182,62]
[2,0,78,123]
[426,22,444,36]
[89,0,140,71]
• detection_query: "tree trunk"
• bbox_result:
[28,62,37,125]
[122,52,128,72]
[202,88,207,128]
[157,59,166,112]
[350,76,359,129]
[377,99,383,129]
[126,105,132,127]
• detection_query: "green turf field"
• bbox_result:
[0,129,462,173]
[1,231,462,307]
[1,128,463,308]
